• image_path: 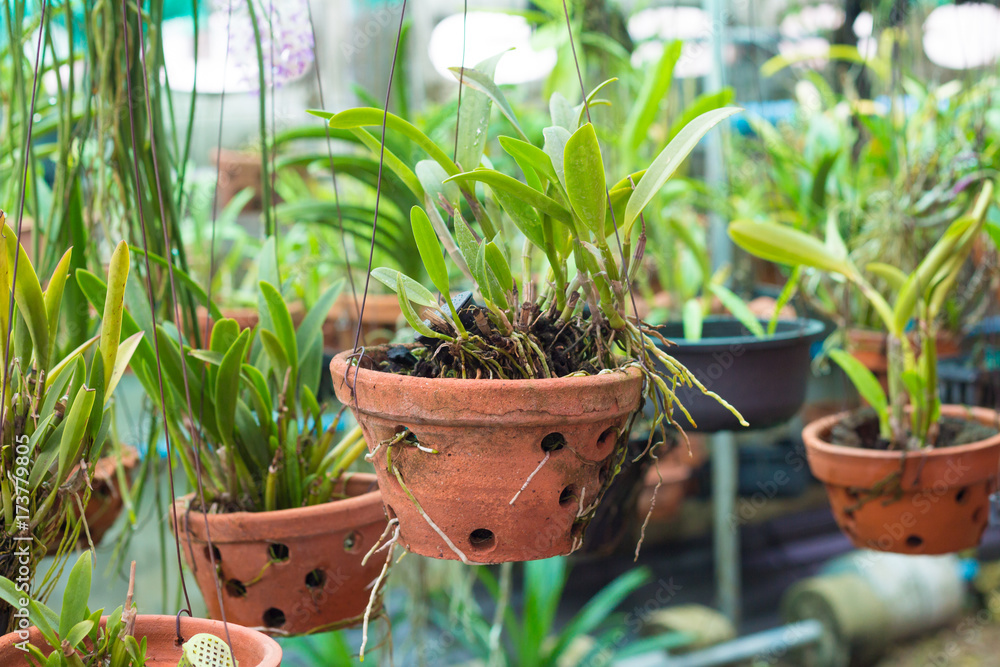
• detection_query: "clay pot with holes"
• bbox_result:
[0,614,282,666]
[46,446,139,555]
[171,473,388,636]
[330,345,644,564]
[803,406,1000,554]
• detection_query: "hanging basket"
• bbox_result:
[802,405,1000,554]
[172,474,388,636]
[331,345,644,564]
[0,615,281,667]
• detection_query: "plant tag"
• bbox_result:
[177,633,237,667]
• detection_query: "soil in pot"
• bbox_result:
[803,405,1000,554]
[331,344,644,564]
[0,615,282,667]
[172,474,388,636]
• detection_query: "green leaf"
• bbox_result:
[2,222,49,370]
[769,266,801,336]
[491,186,546,249]
[682,299,703,341]
[445,169,573,227]
[260,329,291,385]
[498,135,559,185]
[824,212,848,261]
[295,280,345,359]
[128,246,224,322]
[44,334,99,391]
[564,123,607,239]
[450,53,510,171]
[104,332,143,405]
[484,242,514,294]
[411,206,451,297]
[60,552,93,637]
[371,268,438,308]
[543,126,572,190]
[260,281,298,384]
[328,107,461,177]
[100,241,130,390]
[728,220,857,277]
[455,215,487,290]
[709,283,765,338]
[449,62,530,143]
[624,107,742,235]
[63,619,94,649]
[396,273,449,340]
[549,92,576,131]
[43,248,72,365]
[761,44,888,79]
[415,160,461,212]
[866,262,908,292]
[55,385,96,487]
[829,348,888,419]
[622,40,682,151]
[217,329,257,466]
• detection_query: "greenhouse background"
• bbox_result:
[1,0,1000,665]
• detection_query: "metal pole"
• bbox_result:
[711,431,740,626]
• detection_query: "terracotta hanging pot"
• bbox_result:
[330,345,644,564]
[323,293,401,352]
[171,473,388,636]
[803,405,1000,554]
[0,614,282,666]
[46,446,140,554]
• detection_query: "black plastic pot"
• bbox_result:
[655,318,827,432]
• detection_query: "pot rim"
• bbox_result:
[802,405,1000,461]
[172,472,384,542]
[330,346,643,390]
[655,317,826,351]
[0,614,282,666]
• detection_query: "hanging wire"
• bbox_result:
[346,0,409,394]
[558,0,645,342]
[305,0,361,323]
[267,0,280,279]
[452,0,468,164]
[0,0,47,444]
[120,0,234,652]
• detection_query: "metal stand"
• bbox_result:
[711,431,740,626]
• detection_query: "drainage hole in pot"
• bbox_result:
[597,426,617,453]
[469,528,496,552]
[344,531,362,553]
[225,579,247,598]
[305,569,327,589]
[541,433,566,453]
[559,485,579,509]
[394,425,418,444]
[204,545,222,564]
[263,607,286,628]
[268,543,290,562]
[956,487,970,504]
[906,535,923,549]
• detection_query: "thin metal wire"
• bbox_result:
[347,0,409,393]
[452,0,468,164]
[0,0,47,442]
[558,0,645,336]
[305,0,360,322]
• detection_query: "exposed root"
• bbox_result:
[635,447,662,562]
[508,451,551,505]
[360,522,398,662]
[362,518,399,567]
[392,466,470,564]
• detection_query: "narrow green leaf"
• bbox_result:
[371,268,438,308]
[260,281,298,382]
[396,274,449,340]
[829,348,888,416]
[622,40,682,151]
[682,299,703,341]
[411,206,451,297]
[2,222,49,370]
[728,220,856,276]
[451,53,508,171]
[100,241,130,389]
[63,619,94,649]
[484,242,514,293]
[491,186,546,249]
[445,169,573,226]
[104,332,143,404]
[60,552,92,637]
[216,329,255,465]
[449,63,530,143]
[543,126,572,190]
[624,107,742,235]
[709,283,765,338]
[328,108,461,177]
[43,248,72,365]
[824,211,848,261]
[55,385,96,486]
[866,262,907,292]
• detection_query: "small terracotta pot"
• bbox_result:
[171,474,388,636]
[846,329,963,392]
[0,614,282,666]
[803,406,1000,554]
[47,446,140,554]
[331,346,644,564]
[212,148,264,212]
[323,293,401,352]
